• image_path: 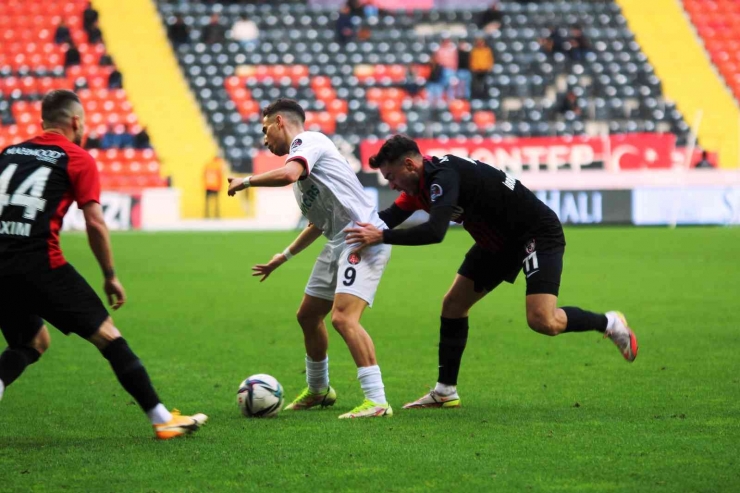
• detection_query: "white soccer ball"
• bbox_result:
[236,374,284,418]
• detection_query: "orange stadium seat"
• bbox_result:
[686,0,740,105]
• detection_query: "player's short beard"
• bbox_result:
[73,132,83,146]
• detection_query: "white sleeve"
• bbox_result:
[286,134,324,177]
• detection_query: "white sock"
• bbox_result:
[147,403,173,425]
[306,355,329,393]
[606,312,618,331]
[434,382,457,396]
[357,365,387,404]
[0,379,4,402]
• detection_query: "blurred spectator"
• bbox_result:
[470,37,494,99]
[64,45,81,67]
[168,16,191,46]
[202,14,226,44]
[347,0,364,18]
[425,59,445,105]
[695,151,714,169]
[569,26,591,61]
[357,25,372,42]
[101,125,134,149]
[336,5,355,45]
[108,68,123,89]
[101,125,117,150]
[539,27,566,56]
[99,51,114,66]
[54,20,72,45]
[231,14,260,50]
[82,2,99,34]
[400,66,425,98]
[85,131,101,150]
[558,90,582,117]
[87,21,103,44]
[133,127,152,149]
[456,41,472,100]
[203,155,225,218]
[434,35,458,99]
[362,0,379,19]
[476,2,503,34]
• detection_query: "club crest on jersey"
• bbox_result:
[430,184,443,202]
[525,239,536,254]
[347,252,361,265]
[290,138,303,152]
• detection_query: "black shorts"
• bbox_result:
[0,263,109,346]
[458,231,566,296]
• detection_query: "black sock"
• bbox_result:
[101,338,160,412]
[0,346,41,387]
[438,317,469,386]
[562,307,608,333]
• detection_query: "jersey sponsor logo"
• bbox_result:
[5,147,64,164]
[525,238,536,254]
[430,183,443,202]
[347,252,361,265]
[298,184,320,215]
[450,205,465,221]
[0,220,31,237]
[290,138,303,153]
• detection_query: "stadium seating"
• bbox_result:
[158,0,691,173]
[0,0,166,192]
[683,0,740,102]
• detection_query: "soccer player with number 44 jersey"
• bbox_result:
[346,135,638,409]
[0,90,206,439]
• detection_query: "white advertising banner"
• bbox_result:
[632,187,740,225]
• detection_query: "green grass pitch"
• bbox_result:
[1,227,739,492]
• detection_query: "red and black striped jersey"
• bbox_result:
[0,132,100,273]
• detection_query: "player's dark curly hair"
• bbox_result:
[368,135,421,169]
[262,98,306,123]
[41,89,81,127]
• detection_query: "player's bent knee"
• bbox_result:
[442,293,470,318]
[330,312,356,334]
[87,318,122,350]
[296,308,316,329]
[30,325,51,354]
[527,313,559,336]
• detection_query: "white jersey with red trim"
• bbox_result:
[287,131,384,239]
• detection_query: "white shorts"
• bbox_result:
[304,238,391,307]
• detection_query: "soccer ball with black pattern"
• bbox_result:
[236,374,284,418]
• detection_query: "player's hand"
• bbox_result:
[104,277,126,310]
[227,176,248,196]
[252,253,288,282]
[344,222,383,252]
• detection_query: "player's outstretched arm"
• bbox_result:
[82,202,126,310]
[227,160,306,195]
[348,205,456,248]
[252,223,323,282]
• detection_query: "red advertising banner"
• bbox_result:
[359,133,677,172]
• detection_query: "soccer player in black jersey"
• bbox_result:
[346,135,638,409]
[0,90,206,438]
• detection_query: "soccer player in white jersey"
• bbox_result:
[227,98,392,418]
